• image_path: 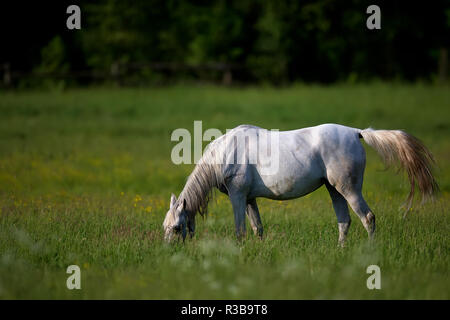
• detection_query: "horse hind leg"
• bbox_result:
[345,191,375,239]
[246,199,263,239]
[325,182,351,247]
[334,182,375,240]
[328,158,375,240]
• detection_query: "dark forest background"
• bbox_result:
[1,0,449,87]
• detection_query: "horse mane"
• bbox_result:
[179,142,225,216]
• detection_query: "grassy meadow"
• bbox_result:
[0,83,449,299]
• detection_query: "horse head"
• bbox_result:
[163,194,188,242]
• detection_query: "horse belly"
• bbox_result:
[250,166,324,200]
[246,128,325,200]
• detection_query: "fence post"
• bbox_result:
[438,48,448,84]
[3,63,11,87]
[222,69,232,86]
[110,61,120,86]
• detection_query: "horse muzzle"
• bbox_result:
[164,224,187,243]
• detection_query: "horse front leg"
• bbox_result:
[229,193,247,240]
[187,214,196,239]
[246,198,263,239]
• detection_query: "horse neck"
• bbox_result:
[178,162,222,215]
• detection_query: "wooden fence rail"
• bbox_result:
[1,62,242,88]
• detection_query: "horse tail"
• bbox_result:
[359,128,439,213]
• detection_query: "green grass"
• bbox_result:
[0,83,449,299]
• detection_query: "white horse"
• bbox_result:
[163,123,438,245]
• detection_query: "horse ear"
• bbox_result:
[170,194,177,209]
[183,198,187,210]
